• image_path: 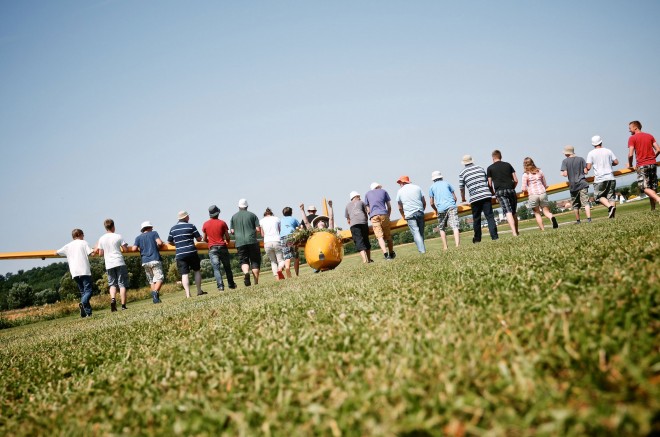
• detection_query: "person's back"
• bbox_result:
[231,209,259,246]
[202,217,229,247]
[487,160,516,190]
[168,221,199,259]
[260,214,281,243]
[628,131,657,166]
[396,183,424,218]
[134,230,162,264]
[280,215,299,237]
[459,164,491,202]
[429,180,456,212]
[364,188,390,218]
[58,238,93,277]
[561,155,588,191]
[586,147,617,183]
[345,199,368,225]
[97,232,126,269]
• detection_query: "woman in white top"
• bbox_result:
[520,157,559,231]
[260,208,285,280]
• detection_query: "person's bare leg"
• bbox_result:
[181,274,191,298]
[359,250,368,263]
[585,204,591,220]
[366,249,372,262]
[109,285,117,301]
[154,280,163,292]
[513,215,519,235]
[505,212,518,236]
[294,258,300,276]
[644,188,660,210]
[440,230,448,250]
[453,229,460,247]
[534,208,545,230]
[284,259,292,278]
[377,237,387,255]
[119,287,126,305]
[252,268,259,285]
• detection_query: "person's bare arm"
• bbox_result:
[299,204,312,228]
[421,196,426,211]
[386,200,392,217]
[398,201,405,218]
[430,197,437,213]
[511,172,518,188]
[328,200,334,229]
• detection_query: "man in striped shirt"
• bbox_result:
[168,210,207,298]
[459,154,499,243]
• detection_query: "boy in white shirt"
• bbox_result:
[56,229,94,318]
[95,218,129,312]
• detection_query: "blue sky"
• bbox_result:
[1,1,659,274]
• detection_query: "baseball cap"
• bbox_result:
[238,199,248,208]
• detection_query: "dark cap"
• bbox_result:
[208,205,220,218]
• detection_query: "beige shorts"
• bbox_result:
[371,215,391,240]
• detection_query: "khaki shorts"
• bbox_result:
[371,214,391,240]
[570,188,589,210]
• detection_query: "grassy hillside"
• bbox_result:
[0,204,658,436]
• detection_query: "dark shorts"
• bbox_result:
[496,189,517,215]
[176,253,201,275]
[593,180,616,202]
[637,164,658,191]
[350,224,371,252]
[237,243,262,269]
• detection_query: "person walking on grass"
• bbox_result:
[459,155,498,243]
[627,120,660,210]
[132,221,164,303]
[345,191,373,263]
[260,207,286,280]
[202,205,237,291]
[56,229,94,318]
[429,171,460,250]
[230,199,262,287]
[487,149,520,236]
[364,182,395,260]
[95,219,129,311]
[396,175,427,253]
[168,211,206,298]
[586,135,619,219]
[521,157,559,231]
[280,206,301,277]
[561,145,591,224]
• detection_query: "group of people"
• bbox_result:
[56,121,659,317]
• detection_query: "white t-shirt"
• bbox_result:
[57,239,93,277]
[259,216,281,243]
[586,147,618,183]
[97,232,127,269]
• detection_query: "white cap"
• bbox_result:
[591,135,603,146]
[140,221,153,231]
[431,170,443,181]
[370,182,381,190]
[238,198,248,208]
[349,191,360,200]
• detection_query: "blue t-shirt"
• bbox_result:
[168,221,200,259]
[364,188,391,218]
[280,216,300,237]
[395,184,424,218]
[134,231,162,264]
[429,181,456,212]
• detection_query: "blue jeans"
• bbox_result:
[74,275,93,316]
[471,198,499,242]
[406,211,426,253]
[209,245,235,288]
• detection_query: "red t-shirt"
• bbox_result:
[628,132,657,166]
[202,218,228,247]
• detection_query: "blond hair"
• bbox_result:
[523,157,540,174]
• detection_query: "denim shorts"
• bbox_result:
[107,265,129,288]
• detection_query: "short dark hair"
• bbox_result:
[282,207,292,217]
[630,120,642,130]
[104,219,114,231]
[492,149,502,159]
[71,229,84,239]
[263,207,273,217]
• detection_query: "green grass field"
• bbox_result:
[1,202,658,436]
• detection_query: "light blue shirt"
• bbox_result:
[429,180,456,212]
[395,183,424,218]
[280,216,300,237]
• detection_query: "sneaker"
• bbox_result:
[218,285,225,292]
[79,303,86,318]
[551,217,559,229]
[151,291,158,303]
[121,304,128,310]
[110,299,117,312]
[384,252,390,260]
[228,283,237,289]
[368,259,374,263]
[244,273,251,287]
[197,291,208,296]
[608,206,616,219]
[587,218,592,223]
[576,220,581,225]
[389,251,396,259]
[154,292,161,303]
